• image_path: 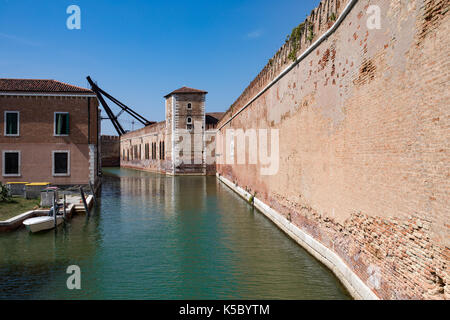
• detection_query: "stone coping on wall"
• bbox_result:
[216,173,379,300]
[218,0,353,128]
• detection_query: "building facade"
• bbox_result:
[0,79,100,186]
[120,87,223,175]
[101,135,120,167]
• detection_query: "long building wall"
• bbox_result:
[216,0,449,299]
[120,121,172,173]
[120,122,218,175]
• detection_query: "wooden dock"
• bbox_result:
[0,195,94,232]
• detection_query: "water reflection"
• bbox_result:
[0,168,350,299]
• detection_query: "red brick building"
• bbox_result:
[0,79,100,186]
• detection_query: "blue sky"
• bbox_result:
[0,0,318,135]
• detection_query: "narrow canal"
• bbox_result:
[0,168,350,299]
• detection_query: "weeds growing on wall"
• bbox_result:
[329,12,337,22]
[306,25,315,43]
[287,22,305,61]
[286,22,315,61]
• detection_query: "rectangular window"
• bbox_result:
[2,151,20,176]
[5,111,19,136]
[145,143,149,160]
[54,112,70,136]
[152,143,156,160]
[53,151,70,176]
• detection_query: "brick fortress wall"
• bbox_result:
[216,0,449,299]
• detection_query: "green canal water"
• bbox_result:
[0,168,350,299]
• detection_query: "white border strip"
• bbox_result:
[217,0,359,131]
[217,173,379,300]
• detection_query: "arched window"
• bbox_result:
[187,103,192,109]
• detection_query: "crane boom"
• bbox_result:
[87,76,154,136]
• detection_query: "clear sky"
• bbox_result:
[0,0,319,135]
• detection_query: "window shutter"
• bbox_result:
[56,114,61,135]
[65,114,70,134]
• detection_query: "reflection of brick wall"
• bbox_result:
[217,0,449,299]
[101,135,120,167]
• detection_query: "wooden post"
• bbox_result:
[53,191,57,229]
[89,181,97,206]
[63,193,67,220]
[80,187,90,217]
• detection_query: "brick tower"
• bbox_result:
[164,87,208,175]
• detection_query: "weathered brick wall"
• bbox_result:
[172,93,206,175]
[0,95,99,145]
[120,121,172,173]
[217,0,449,299]
[0,95,100,185]
[205,130,217,175]
[101,135,120,167]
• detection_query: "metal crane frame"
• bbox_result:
[87,76,154,136]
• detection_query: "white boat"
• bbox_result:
[23,215,64,233]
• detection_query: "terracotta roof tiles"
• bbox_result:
[164,86,207,98]
[0,79,93,93]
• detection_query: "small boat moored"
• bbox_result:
[23,215,64,233]
[23,188,65,233]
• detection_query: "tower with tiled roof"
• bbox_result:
[164,86,207,174]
